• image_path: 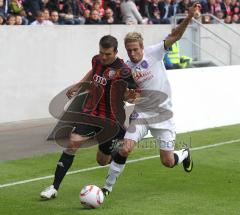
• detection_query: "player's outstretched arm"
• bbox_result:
[66,70,93,99]
[164,2,201,50]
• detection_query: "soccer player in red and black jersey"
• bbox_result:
[40,35,137,199]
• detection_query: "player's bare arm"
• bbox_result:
[164,2,201,50]
[66,70,93,99]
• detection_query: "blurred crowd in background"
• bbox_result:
[0,0,239,25]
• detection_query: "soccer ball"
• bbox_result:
[80,185,104,209]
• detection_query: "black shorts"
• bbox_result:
[72,124,125,155]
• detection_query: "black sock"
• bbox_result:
[174,153,179,166]
[53,152,75,190]
[113,152,127,164]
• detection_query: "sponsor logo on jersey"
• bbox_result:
[141,60,148,69]
[93,74,107,86]
[132,70,152,80]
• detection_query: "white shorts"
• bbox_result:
[124,112,176,151]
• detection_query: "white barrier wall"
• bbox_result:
[0,26,240,133]
[169,65,240,133]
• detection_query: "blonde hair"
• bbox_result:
[124,32,144,47]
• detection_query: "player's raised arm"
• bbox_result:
[66,70,93,99]
[164,2,201,50]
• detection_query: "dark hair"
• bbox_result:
[36,11,44,17]
[99,35,118,51]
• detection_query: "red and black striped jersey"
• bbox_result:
[82,55,137,126]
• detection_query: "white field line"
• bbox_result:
[0,138,239,189]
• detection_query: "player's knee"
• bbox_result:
[69,133,87,143]
[161,157,175,168]
[120,139,134,157]
[69,134,86,147]
[66,134,86,153]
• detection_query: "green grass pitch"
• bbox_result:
[0,124,240,215]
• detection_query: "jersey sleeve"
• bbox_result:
[145,41,167,61]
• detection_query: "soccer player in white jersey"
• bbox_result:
[101,2,200,196]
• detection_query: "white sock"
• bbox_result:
[174,149,188,164]
[104,161,125,192]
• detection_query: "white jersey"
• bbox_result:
[125,41,174,129]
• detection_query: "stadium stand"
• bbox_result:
[0,0,239,25]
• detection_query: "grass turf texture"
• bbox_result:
[0,124,240,215]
